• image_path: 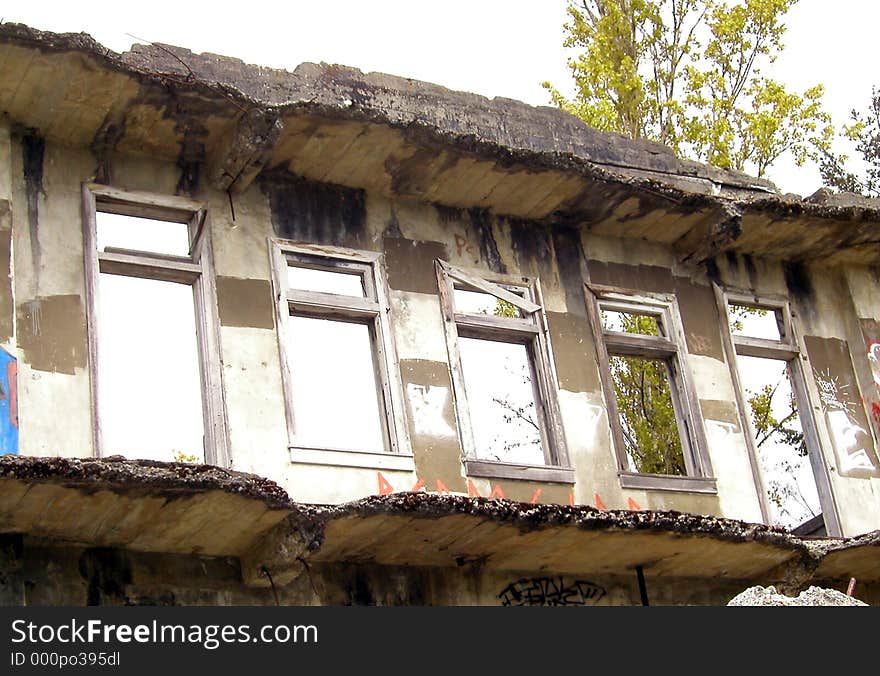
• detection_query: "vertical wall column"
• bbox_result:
[0,119,18,454]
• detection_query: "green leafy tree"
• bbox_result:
[819,87,880,196]
[604,312,686,474]
[543,0,834,177]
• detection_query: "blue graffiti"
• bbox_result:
[0,347,18,455]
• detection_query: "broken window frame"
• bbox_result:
[585,284,715,493]
[713,285,843,536]
[81,183,229,466]
[437,260,572,483]
[269,240,412,470]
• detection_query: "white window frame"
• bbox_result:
[585,283,715,493]
[437,260,572,484]
[269,240,412,471]
[713,285,842,536]
[81,183,229,466]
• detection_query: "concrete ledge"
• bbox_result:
[0,456,877,587]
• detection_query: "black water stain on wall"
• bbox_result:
[704,258,721,285]
[783,261,813,301]
[79,548,132,607]
[509,217,554,281]
[552,227,587,317]
[22,131,44,284]
[383,203,403,239]
[742,253,760,291]
[468,208,506,274]
[261,173,367,248]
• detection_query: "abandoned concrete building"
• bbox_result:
[0,23,878,606]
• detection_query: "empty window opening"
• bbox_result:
[601,309,663,337]
[727,303,783,341]
[610,354,686,476]
[97,273,205,462]
[288,316,385,453]
[736,354,820,530]
[718,292,840,536]
[438,261,570,482]
[454,285,524,318]
[272,242,408,459]
[587,287,714,491]
[287,264,365,297]
[84,185,227,467]
[458,337,545,465]
[96,212,191,257]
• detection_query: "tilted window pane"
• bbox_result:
[728,303,783,341]
[96,212,191,257]
[97,273,204,462]
[454,287,523,318]
[609,355,686,475]
[458,337,545,465]
[601,309,662,336]
[736,355,821,531]
[287,265,365,297]
[288,316,385,452]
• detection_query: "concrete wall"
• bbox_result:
[2,122,879,535]
[8,536,855,607]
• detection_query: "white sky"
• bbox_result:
[5,1,878,196]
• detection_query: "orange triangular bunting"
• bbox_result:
[435,479,450,494]
[628,497,642,511]
[530,488,542,504]
[467,480,481,498]
[489,484,506,499]
[594,493,607,510]
[377,472,394,496]
[411,477,425,492]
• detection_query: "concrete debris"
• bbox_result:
[728,585,868,606]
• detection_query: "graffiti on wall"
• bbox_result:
[805,336,878,476]
[0,347,18,455]
[498,577,606,606]
[868,339,880,425]
[814,366,875,475]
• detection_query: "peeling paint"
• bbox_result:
[383,237,447,295]
[216,277,274,329]
[546,311,599,393]
[0,224,13,342]
[15,295,87,374]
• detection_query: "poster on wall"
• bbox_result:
[0,346,17,455]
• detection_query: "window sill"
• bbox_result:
[464,459,575,484]
[289,447,415,472]
[618,472,717,494]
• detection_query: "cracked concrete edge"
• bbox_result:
[4,19,880,225]
[1,456,877,585]
[0,454,293,509]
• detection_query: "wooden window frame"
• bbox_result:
[81,183,230,466]
[437,260,572,484]
[585,283,716,493]
[270,240,412,471]
[714,285,842,536]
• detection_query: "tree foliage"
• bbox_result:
[605,312,686,475]
[819,87,880,196]
[543,0,834,177]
